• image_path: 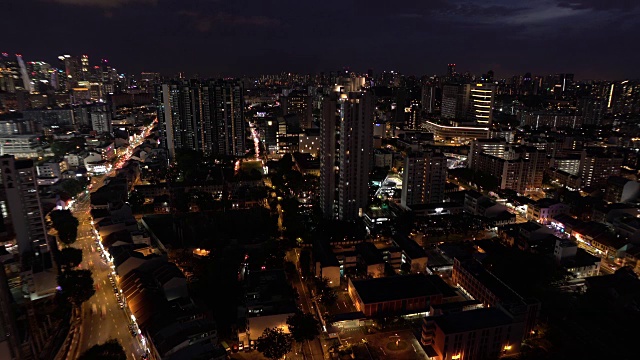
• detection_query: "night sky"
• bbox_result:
[5,0,640,79]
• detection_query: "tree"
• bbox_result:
[78,339,126,360]
[278,154,294,173]
[256,327,293,360]
[60,247,83,269]
[313,277,337,307]
[128,190,145,213]
[49,210,80,245]
[60,179,84,198]
[50,138,85,158]
[57,269,95,306]
[286,312,320,344]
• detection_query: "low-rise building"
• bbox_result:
[348,274,453,317]
[392,235,428,273]
[452,258,540,338]
[312,240,341,287]
[239,269,296,350]
[554,239,601,278]
[526,199,570,224]
[422,307,523,360]
[604,176,640,203]
[355,242,386,278]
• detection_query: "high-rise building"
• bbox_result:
[0,156,48,256]
[469,139,506,168]
[157,79,246,159]
[441,84,460,119]
[91,111,112,134]
[0,263,22,360]
[441,83,495,125]
[401,150,447,207]
[580,96,605,125]
[80,54,90,81]
[203,79,245,156]
[320,91,374,220]
[470,143,546,193]
[281,91,313,129]
[579,149,623,189]
[447,63,456,78]
[465,83,495,125]
[140,72,160,93]
[420,83,437,114]
[58,54,81,89]
[0,53,21,93]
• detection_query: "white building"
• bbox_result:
[91,111,112,134]
[36,160,67,178]
[0,135,44,159]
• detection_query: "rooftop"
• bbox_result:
[392,234,427,260]
[456,258,525,306]
[313,240,340,267]
[432,308,513,334]
[350,274,444,304]
[355,242,384,265]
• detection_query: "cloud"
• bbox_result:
[396,13,424,19]
[557,0,640,11]
[180,11,281,32]
[441,3,528,17]
[505,4,589,25]
[47,0,156,8]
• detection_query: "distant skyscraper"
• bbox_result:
[81,54,89,80]
[441,83,495,125]
[421,83,437,114]
[447,63,456,78]
[401,150,447,207]
[157,79,246,159]
[281,91,313,129]
[441,84,460,119]
[58,54,81,89]
[204,79,245,156]
[465,83,495,125]
[320,91,374,220]
[15,54,32,93]
[486,70,494,82]
[0,54,21,93]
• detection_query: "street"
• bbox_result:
[72,192,144,359]
[67,122,155,359]
[287,249,326,360]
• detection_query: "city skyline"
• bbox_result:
[5,0,640,79]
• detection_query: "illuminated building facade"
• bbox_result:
[402,150,447,207]
[320,91,373,220]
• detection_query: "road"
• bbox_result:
[72,193,144,359]
[71,121,156,359]
[287,249,325,360]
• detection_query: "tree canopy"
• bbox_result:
[59,178,85,198]
[60,247,83,269]
[50,138,85,158]
[286,312,320,343]
[78,339,126,360]
[256,327,293,360]
[49,210,80,245]
[313,277,337,307]
[57,269,95,306]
